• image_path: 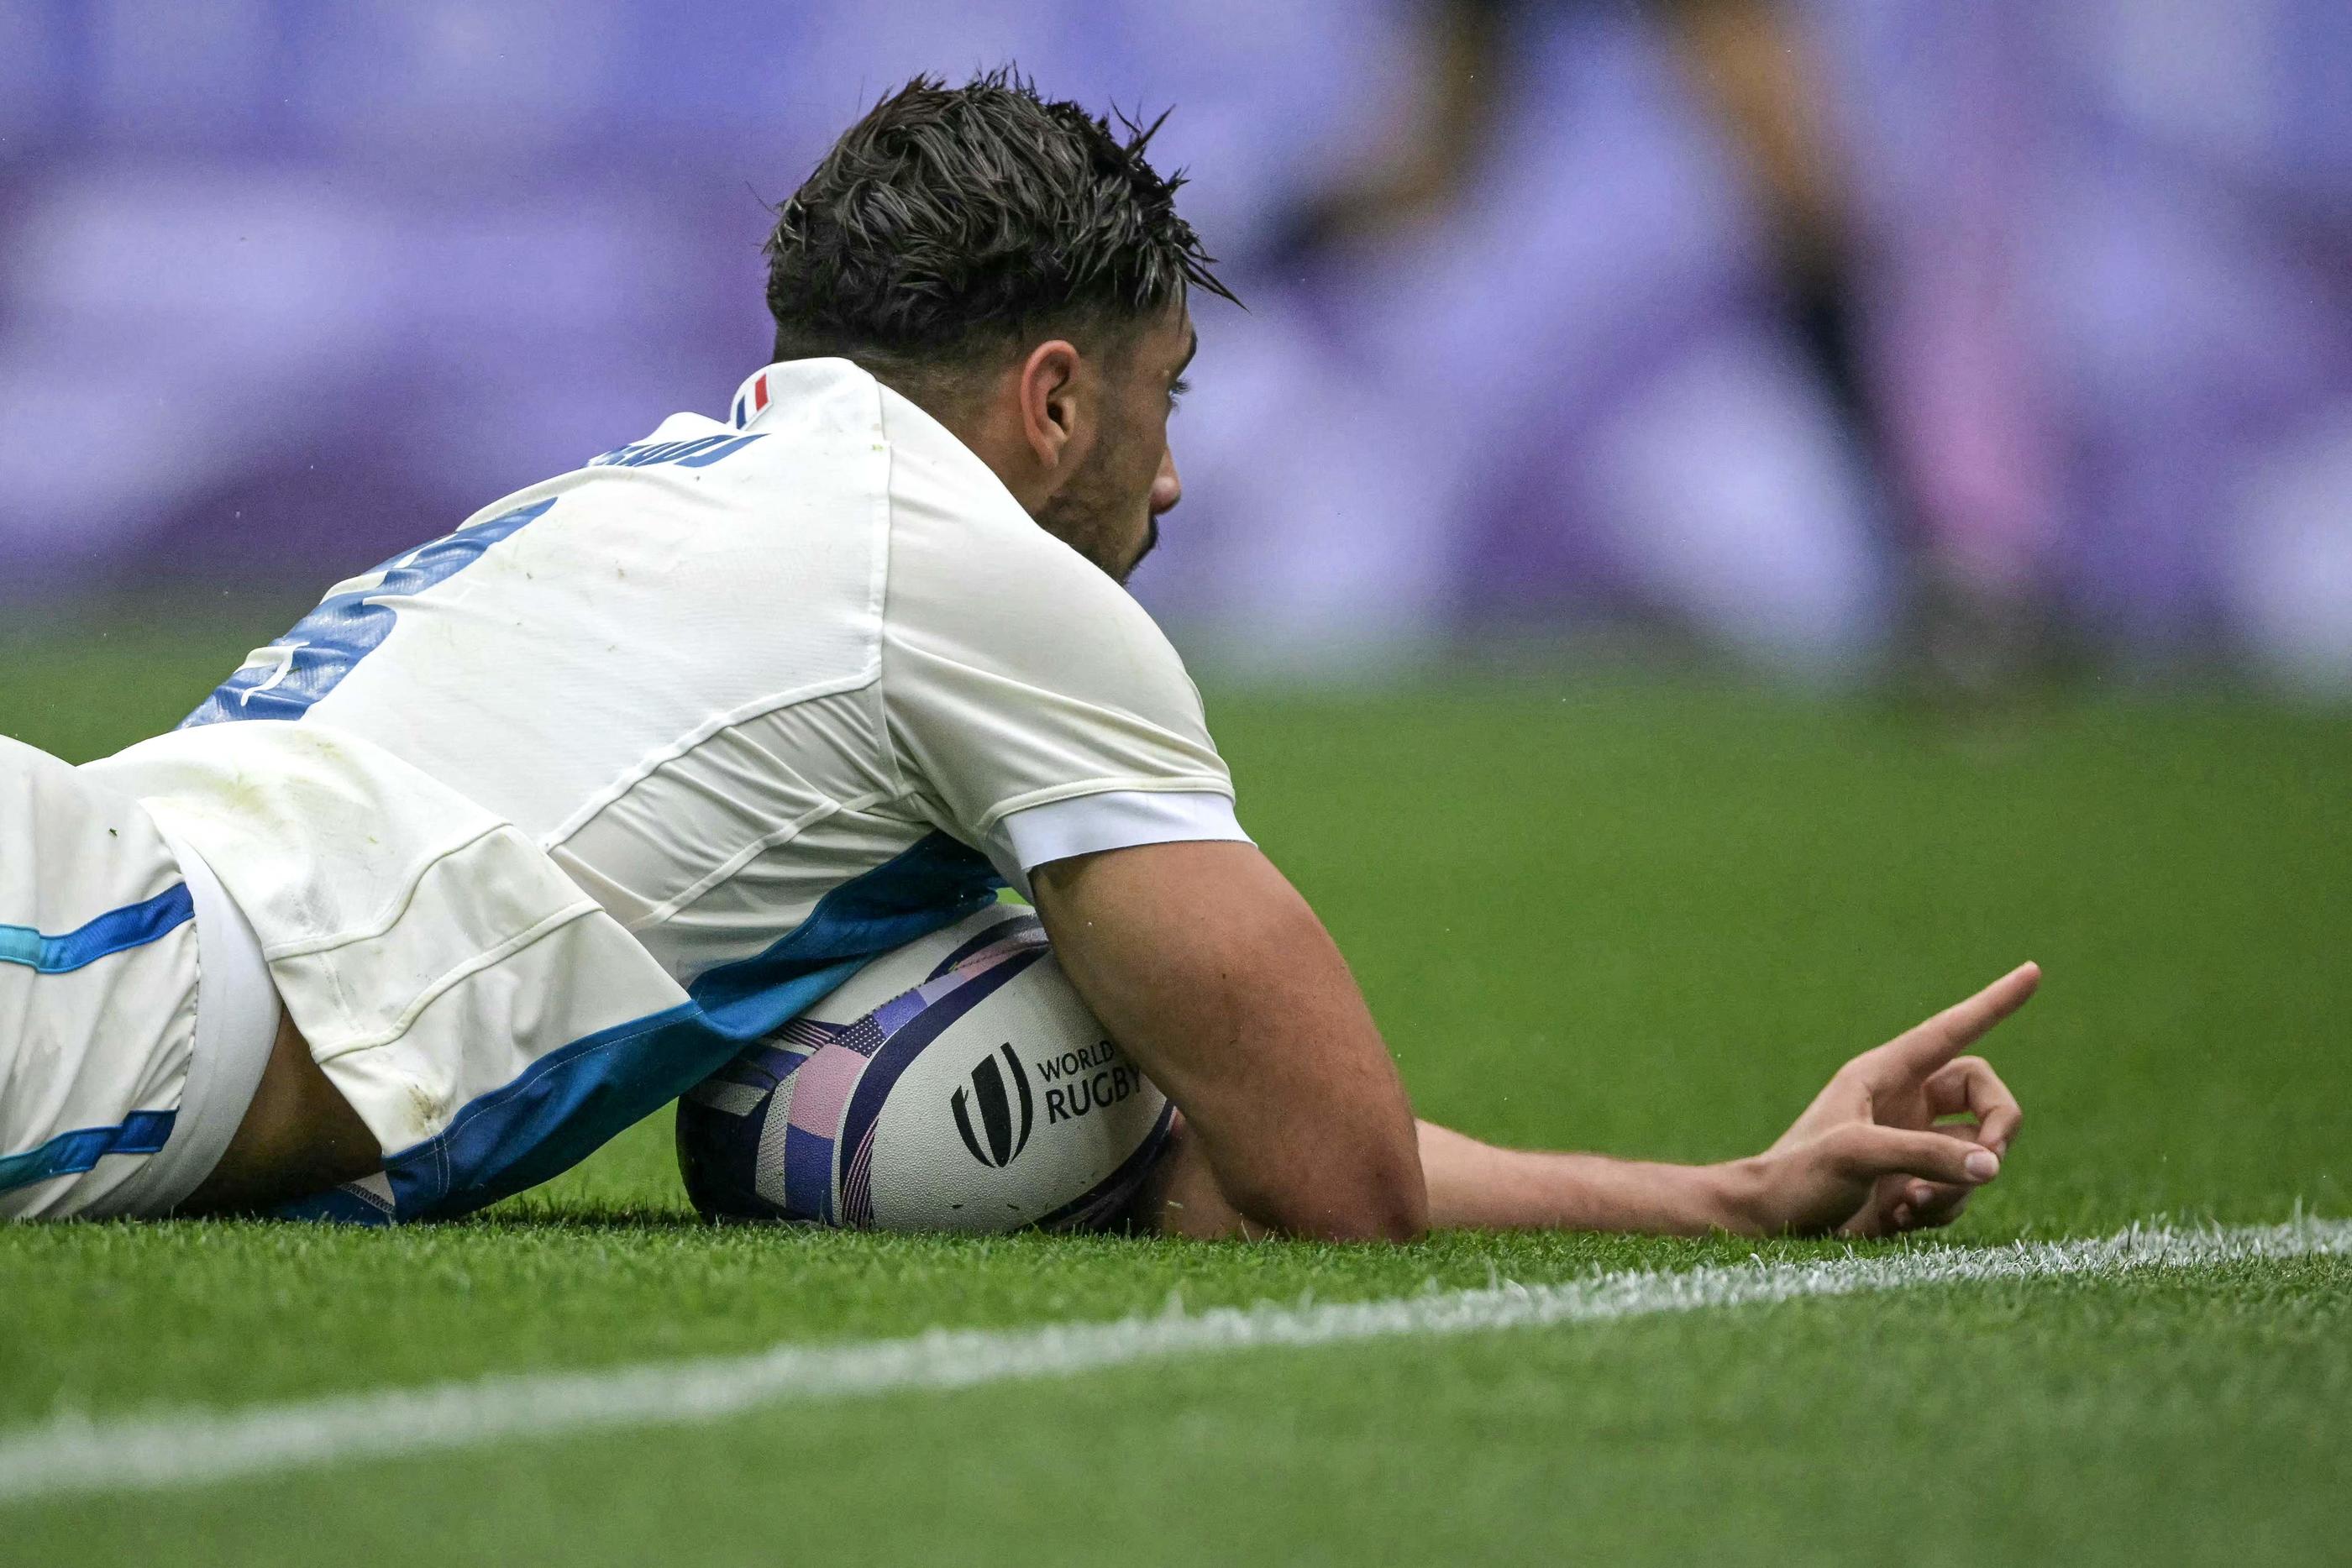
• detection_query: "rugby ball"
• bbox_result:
[676,904,1172,1233]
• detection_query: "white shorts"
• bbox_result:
[0,737,280,1219]
[88,721,718,1225]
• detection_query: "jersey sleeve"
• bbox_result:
[995,789,1249,876]
[879,505,1243,890]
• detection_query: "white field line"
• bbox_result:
[3,1216,2345,1506]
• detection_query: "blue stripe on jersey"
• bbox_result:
[376,1001,717,1221]
[586,434,763,469]
[181,496,558,728]
[281,832,1005,1223]
[0,1109,176,1195]
[0,884,194,974]
[685,832,1004,1042]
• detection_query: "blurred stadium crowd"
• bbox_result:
[1,0,2347,692]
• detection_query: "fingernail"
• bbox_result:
[1965,1150,2001,1181]
[1910,1184,1935,1209]
[1893,1205,1913,1229]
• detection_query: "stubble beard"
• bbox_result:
[1036,448,1155,586]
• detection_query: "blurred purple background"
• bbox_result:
[3,0,2349,692]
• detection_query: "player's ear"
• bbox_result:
[1017,339,1086,472]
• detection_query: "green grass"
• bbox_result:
[3,621,2348,1565]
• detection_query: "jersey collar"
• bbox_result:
[728,356,876,430]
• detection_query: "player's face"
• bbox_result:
[1037,309,1194,585]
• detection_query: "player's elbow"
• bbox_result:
[1328,1174,1430,1245]
[1244,1143,1428,1245]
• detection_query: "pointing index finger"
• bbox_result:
[1877,962,2041,1083]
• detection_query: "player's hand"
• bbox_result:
[1732,963,2035,1238]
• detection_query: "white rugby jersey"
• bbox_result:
[87,359,1245,1219]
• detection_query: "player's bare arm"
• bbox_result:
[1029,842,1425,1242]
[1404,963,2034,1237]
[1051,840,2035,1241]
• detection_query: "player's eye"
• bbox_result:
[1168,377,1191,410]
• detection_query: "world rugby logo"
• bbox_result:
[952,1044,1035,1168]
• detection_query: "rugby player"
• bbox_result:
[2,71,2028,1237]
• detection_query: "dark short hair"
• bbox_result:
[763,69,1236,400]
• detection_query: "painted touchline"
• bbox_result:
[2,1216,2344,1506]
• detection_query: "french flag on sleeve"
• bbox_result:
[732,373,770,429]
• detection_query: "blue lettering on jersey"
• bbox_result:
[589,433,764,470]
[182,496,558,727]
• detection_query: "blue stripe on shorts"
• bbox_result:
[0,883,196,974]
[0,1109,176,1194]
[0,884,197,1193]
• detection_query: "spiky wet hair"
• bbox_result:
[763,69,1236,403]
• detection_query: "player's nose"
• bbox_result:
[1150,451,1182,517]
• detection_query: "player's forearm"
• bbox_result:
[1417,1121,1752,1236]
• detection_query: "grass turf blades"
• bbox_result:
[2,624,2346,1564]
[6,1216,2346,1505]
